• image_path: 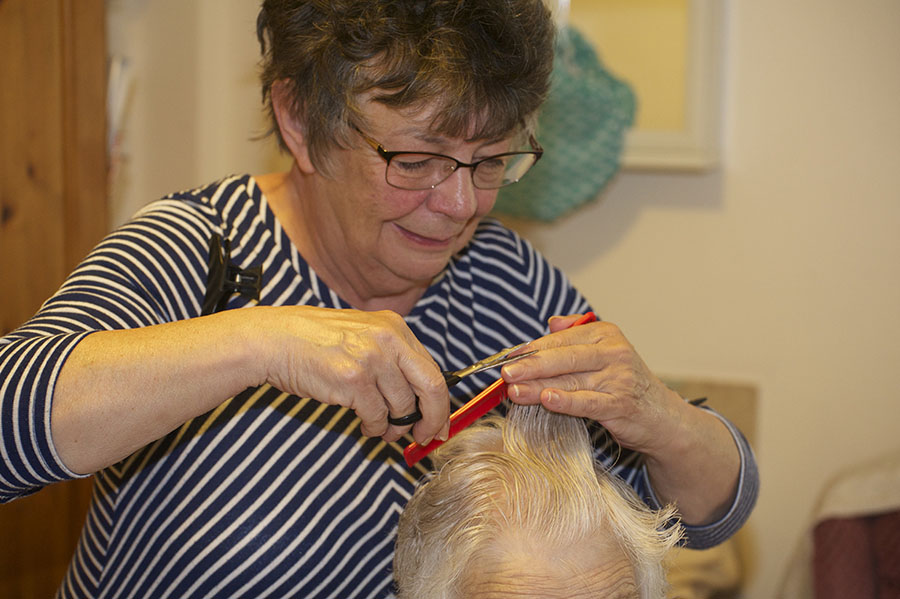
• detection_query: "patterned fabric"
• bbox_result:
[0,175,756,598]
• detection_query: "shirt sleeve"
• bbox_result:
[639,407,760,549]
[0,197,216,502]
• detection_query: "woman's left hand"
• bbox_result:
[501,313,742,525]
[500,314,687,456]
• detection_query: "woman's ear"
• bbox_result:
[271,80,316,174]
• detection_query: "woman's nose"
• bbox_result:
[428,167,481,221]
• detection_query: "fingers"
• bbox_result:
[395,353,451,445]
[547,313,585,333]
[500,317,644,412]
[539,388,624,422]
[374,367,421,440]
[502,340,624,385]
[500,313,686,455]
[506,367,629,407]
[376,357,450,445]
[275,307,451,445]
[360,311,450,445]
[347,379,447,445]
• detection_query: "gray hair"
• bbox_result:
[394,404,683,599]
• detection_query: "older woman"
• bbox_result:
[395,404,683,599]
[0,1,757,598]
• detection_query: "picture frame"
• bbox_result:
[569,0,725,171]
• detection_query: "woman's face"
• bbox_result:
[307,100,512,305]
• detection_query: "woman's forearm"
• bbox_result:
[643,398,742,526]
[51,310,265,474]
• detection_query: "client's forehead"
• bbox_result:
[462,534,638,599]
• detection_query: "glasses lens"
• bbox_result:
[473,153,538,189]
[386,154,457,190]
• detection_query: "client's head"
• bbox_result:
[394,404,683,599]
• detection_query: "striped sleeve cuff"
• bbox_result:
[1,332,94,502]
[641,407,760,549]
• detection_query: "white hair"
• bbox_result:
[394,404,683,599]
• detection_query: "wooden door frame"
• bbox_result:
[0,0,107,596]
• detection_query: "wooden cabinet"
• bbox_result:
[0,0,107,595]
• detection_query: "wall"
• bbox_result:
[106,0,288,226]
[106,2,900,597]
[518,3,900,596]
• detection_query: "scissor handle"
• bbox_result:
[442,371,462,388]
[387,410,422,426]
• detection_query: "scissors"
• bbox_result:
[387,345,537,426]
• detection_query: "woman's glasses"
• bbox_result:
[355,128,543,191]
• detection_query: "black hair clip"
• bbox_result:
[201,233,263,315]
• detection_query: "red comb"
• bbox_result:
[403,311,596,467]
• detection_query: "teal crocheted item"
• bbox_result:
[493,26,636,222]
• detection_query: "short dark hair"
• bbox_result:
[257,0,555,173]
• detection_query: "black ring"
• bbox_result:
[388,409,422,426]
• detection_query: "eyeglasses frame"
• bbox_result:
[353,127,543,190]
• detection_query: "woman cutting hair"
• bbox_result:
[0,1,757,597]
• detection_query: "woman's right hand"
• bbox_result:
[255,306,451,445]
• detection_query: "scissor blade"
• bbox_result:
[449,344,535,380]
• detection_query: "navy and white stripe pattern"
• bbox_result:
[1,175,757,598]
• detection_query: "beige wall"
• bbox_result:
[107,1,900,597]
[106,0,288,226]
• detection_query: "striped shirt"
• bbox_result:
[0,175,757,598]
